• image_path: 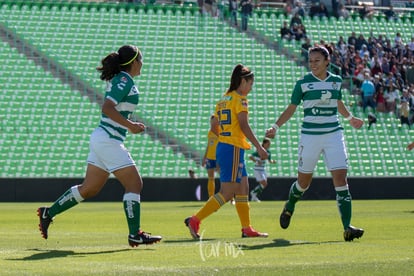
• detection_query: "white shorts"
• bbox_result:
[253,169,267,182]
[298,130,348,174]
[87,127,136,173]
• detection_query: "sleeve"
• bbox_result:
[290,81,303,105]
[235,96,249,115]
[106,76,132,105]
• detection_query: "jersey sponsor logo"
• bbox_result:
[311,108,335,115]
[241,99,248,107]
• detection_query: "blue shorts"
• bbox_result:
[216,142,247,183]
[205,159,217,170]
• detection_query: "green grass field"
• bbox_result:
[0,200,413,275]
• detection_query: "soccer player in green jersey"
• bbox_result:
[249,138,276,202]
[266,45,365,242]
[37,45,162,247]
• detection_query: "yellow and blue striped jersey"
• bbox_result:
[215,90,250,150]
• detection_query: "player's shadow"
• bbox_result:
[6,248,135,261]
[241,239,342,250]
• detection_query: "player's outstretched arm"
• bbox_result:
[266,104,297,138]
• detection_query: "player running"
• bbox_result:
[37,45,161,247]
[249,138,276,202]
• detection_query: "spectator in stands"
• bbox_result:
[37,45,162,247]
[384,81,399,113]
[375,82,387,113]
[361,72,376,113]
[204,0,217,17]
[291,22,307,41]
[290,12,303,28]
[381,57,391,75]
[283,0,295,16]
[265,45,364,242]
[240,0,253,31]
[406,0,414,8]
[301,37,312,61]
[355,34,368,51]
[400,89,412,128]
[292,1,306,17]
[384,5,397,21]
[280,21,292,40]
[337,3,350,19]
[316,2,330,18]
[408,85,414,123]
[371,57,383,76]
[229,0,238,26]
[359,3,374,19]
[197,0,204,15]
[348,32,357,48]
[359,44,370,58]
[406,60,414,85]
[185,64,269,239]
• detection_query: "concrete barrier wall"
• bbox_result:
[0,177,413,202]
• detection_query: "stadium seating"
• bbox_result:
[0,2,413,178]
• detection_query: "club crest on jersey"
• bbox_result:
[332,82,338,90]
[128,86,139,96]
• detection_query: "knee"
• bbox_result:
[78,185,100,199]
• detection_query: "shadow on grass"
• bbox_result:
[241,239,342,250]
[6,248,137,261]
[163,238,216,243]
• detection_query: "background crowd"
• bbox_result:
[281,0,414,127]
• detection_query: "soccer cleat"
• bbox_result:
[128,230,162,247]
[241,226,268,238]
[184,216,200,240]
[343,225,364,242]
[37,207,53,239]
[250,191,261,202]
[279,205,292,229]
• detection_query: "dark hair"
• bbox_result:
[96,45,140,81]
[262,137,271,146]
[308,44,333,59]
[227,64,254,92]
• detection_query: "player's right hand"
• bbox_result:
[129,122,146,134]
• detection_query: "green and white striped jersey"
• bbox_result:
[291,72,343,135]
[99,71,139,141]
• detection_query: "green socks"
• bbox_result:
[252,184,264,195]
[123,193,141,235]
[285,181,307,213]
[48,185,84,218]
[336,185,352,230]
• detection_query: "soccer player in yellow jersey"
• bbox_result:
[185,64,269,238]
[202,114,219,198]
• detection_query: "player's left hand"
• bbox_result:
[349,117,364,129]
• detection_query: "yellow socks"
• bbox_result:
[207,177,215,198]
[195,193,226,221]
[235,195,250,228]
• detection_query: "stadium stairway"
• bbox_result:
[0,1,413,178]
